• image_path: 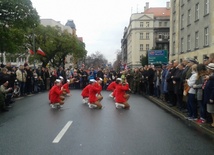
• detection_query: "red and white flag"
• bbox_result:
[37,47,46,56]
[27,48,34,55]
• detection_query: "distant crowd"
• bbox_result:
[1,53,214,128]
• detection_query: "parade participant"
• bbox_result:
[62,79,72,96]
[88,79,102,109]
[95,78,103,102]
[115,79,130,109]
[49,79,65,109]
[81,79,95,104]
[107,78,121,98]
[59,76,64,86]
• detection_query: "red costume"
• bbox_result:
[107,81,117,91]
[115,83,130,103]
[62,83,70,93]
[81,84,91,98]
[49,85,63,103]
[89,84,102,103]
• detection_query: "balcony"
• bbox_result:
[155,38,169,43]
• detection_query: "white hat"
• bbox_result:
[207,63,214,70]
[116,78,122,81]
[59,76,64,79]
[67,79,70,83]
[55,79,61,83]
[89,79,96,83]
[98,78,103,81]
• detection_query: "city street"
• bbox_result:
[0,90,214,155]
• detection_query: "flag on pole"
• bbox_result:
[27,48,34,55]
[37,47,46,56]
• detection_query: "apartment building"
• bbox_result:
[121,2,170,68]
[170,0,213,63]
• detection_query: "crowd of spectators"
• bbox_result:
[1,53,214,128]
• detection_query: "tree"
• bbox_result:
[27,25,87,67]
[113,50,122,71]
[0,0,39,62]
[140,53,148,66]
[85,51,108,69]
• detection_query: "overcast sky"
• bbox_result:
[31,0,168,63]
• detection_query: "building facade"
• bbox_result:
[170,0,213,63]
[121,2,170,68]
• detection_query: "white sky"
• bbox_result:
[31,0,168,63]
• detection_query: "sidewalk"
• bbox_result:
[145,95,214,137]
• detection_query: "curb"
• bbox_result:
[145,95,214,137]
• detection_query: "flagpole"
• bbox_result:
[32,32,36,69]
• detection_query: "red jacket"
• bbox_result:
[94,82,102,94]
[115,83,129,103]
[62,83,70,93]
[89,84,102,103]
[49,85,63,103]
[107,81,117,91]
[81,84,91,98]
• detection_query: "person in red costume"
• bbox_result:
[107,78,121,98]
[81,79,95,104]
[62,79,72,96]
[95,78,103,102]
[88,79,103,109]
[115,79,130,109]
[49,79,65,108]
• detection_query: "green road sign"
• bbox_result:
[148,50,168,64]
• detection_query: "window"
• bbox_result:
[204,27,209,46]
[140,44,143,51]
[140,33,143,40]
[164,44,168,50]
[181,14,184,28]
[164,22,167,27]
[195,3,199,20]
[146,44,149,51]
[181,38,184,53]
[140,22,144,27]
[173,20,176,32]
[173,42,175,55]
[205,0,209,15]
[187,35,191,50]
[158,33,162,39]
[195,31,199,48]
[188,9,191,25]
[159,22,162,27]
[146,22,149,27]
[146,33,149,39]
[164,33,169,39]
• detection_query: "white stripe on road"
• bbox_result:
[52,121,73,143]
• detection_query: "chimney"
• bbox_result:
[146,2,149,10]
[166,1,170,8]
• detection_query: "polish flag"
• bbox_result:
[37,47,46,56]
[28,48,34,55]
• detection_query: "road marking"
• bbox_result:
[52,121,73,143]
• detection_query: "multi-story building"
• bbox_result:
[170,0,213,63]
[121,2,170,68]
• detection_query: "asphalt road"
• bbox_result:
[0,90,214,155]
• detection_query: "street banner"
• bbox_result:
[148,50,168,64]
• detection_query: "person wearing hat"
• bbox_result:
[95,78,103,102]
[107,78,121,98]
[88,79,103,109]
[49,79,64,108]
[81,79,95,104]
[203,63,214,127]
[115,78,130,109]
[62,79,72,97]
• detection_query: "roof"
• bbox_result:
[144,8,170,17]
